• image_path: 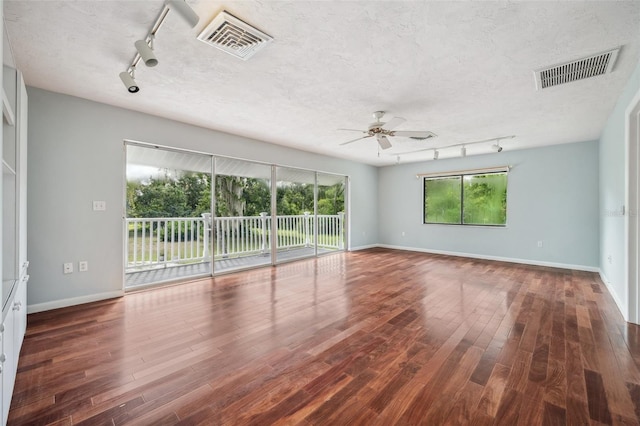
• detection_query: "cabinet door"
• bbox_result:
[13,277,26,352]
[0,331,3,426]
[1,312,15,426]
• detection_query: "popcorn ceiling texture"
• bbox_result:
[4,0,640,165]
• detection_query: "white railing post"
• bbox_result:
[201,213,211,258]
[220,218,228,258]
[260,212,268,254]
[338,211,345,249]
[304,212,311,247]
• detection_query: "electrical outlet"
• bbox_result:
[608,255,613,264]
[63,263,73,274]
[79,261,88,272]
[537,241,543,248]
[402,231,405,237]
[93,201,106,211]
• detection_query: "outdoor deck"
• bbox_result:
[125,247,338,289]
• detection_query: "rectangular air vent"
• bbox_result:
[534,47,620,90]
[197,11,273,60]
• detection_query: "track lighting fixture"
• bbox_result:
[135,37,158,67]
[391,135,515,160]
[168,0,200,27]
[119,1,199,92]
[119,67,139,93]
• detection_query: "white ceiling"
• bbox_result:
[4,1,640,166]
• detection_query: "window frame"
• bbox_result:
[423,171,508,227]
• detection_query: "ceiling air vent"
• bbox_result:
[197,11,273,60]
[533,47,620,90]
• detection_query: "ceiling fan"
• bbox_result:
[339,111,436,150]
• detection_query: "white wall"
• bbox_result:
[378,140,600,270]
[599,59,640,319]
[26,87,379,310]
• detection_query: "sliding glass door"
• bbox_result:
[125,143,213,289]
[275,167,317,263]
[214,157,272,273]
[125,142,348,287]
[317,173,347,254]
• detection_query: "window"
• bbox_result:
[423,172,507,226]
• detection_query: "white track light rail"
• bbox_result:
[119,1,199,93]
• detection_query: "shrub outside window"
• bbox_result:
[423,172,507,226]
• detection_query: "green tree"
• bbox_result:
[216,175,245,217]
[127,171,345,219]
[277,183,313,215]
[178,173,210,215]
[129,175,189,218]
[244,178,271,215]
[317,183,344,215]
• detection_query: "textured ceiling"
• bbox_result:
[4,1,640,166]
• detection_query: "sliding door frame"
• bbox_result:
[124,139,349,285]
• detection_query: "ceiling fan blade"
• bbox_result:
[340,135,373,146]
[391,131,436,139]
[337,128,367,133]
[377,135,392,150]
[382,116,406,131]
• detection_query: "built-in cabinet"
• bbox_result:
[1,65,28,425]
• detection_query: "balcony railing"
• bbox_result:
[126,212,344,272]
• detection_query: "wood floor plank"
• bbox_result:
[585,369,614,424]
[7,248,640,425]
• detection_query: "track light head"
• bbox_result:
[433,150,439,160]
[492,143,503,152]
[119,69,139,93]
[167,0,199,27]
[135,39,158,67]
[460,146,467,157]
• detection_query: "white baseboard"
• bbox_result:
[349,244,380,251]
[27,290,124,314]
[598,270,628,321]
[376,244,600,273]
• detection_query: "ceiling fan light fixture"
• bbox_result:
[377,135,392,150]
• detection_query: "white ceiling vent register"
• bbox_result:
[197,11,273,60]
[534,47,620,90]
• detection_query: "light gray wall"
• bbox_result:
[599,59,640,317]
[27,87,379,308]
[378,140,600,269]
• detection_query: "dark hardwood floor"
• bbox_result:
[8,248,640,425]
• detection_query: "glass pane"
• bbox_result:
[463,173,507,226]
[214,157,272,273]
[276,166,316,262]
[317,173,346,253]
[424,176,462,224]
[125,144,213,289]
